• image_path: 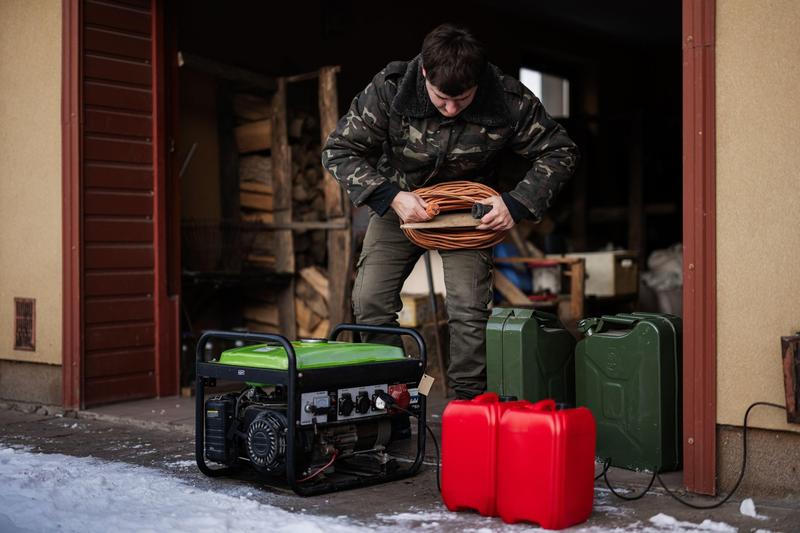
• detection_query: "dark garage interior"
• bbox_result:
[170,0,682,388]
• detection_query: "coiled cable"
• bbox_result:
[402,181,508,250]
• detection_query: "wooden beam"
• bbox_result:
[569,259,585,322]
[278,279,297,339]
[239,216,348,231]
[319,66,351,328]
[177,51,277,91]
[286,66,340,84]
[271,77,294,274]
[217,83,240,220]
[493,270,530,306]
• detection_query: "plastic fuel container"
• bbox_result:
[441,392,524,516]
[575,313,682,472]
[497,399,596,529]
[486,308,576,405]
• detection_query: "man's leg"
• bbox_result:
[352,210,424,347]
[439,247,494,399]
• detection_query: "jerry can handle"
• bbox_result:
[599,315,639,325]
[472,392,500,404]
[579,315,638,336]
[577,317,600,335]
[530,398,557,412]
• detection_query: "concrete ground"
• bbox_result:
[1,389,799,532]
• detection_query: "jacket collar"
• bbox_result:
[391,55,511,127]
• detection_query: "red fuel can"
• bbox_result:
[497,399,596,530]
[441,392,524,516]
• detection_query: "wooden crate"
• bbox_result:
[553,251,638,297]
[399,293,445,327]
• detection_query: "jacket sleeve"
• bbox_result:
[506,90,579,221]
[321,70,398,209]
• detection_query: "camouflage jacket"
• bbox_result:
[322,55,579,221]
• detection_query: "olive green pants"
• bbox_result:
[352,210,494,399]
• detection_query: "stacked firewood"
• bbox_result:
[289,111,327,270]
[295,266,331,338]
[233,98,332,337]
[241,266,331,338]
[234,93,276,270]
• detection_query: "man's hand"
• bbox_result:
[391,191,432,223]
[476,195,515,231]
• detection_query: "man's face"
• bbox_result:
[423,68,477,118]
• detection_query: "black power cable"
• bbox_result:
[604,466,657,501]
[655,401,786,509]
[376,391,441,493]
[603,401,787,509]
[594,458,610,481]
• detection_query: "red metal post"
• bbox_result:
[682,0,717,495]
[152,0,179,396]
[62,0,82,410]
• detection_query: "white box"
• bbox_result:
[550,251,638,297]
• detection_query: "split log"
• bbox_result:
[235,119,272,153]
[296,278,328,318]
[246,253,276,270]
[243,304,279,326]
[241,212,275,224]
[240,190,274,211]
[240,181,273,195]
[239,155,272,187]
[295,298,322,333]
[233,93,272,122]
[299,266,329,304]
[311,319,330,339]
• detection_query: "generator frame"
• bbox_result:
[195,323,428,496]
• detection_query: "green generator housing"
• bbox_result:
[219,340,406,369]
[219,340,406,386]
[575,312,682,472]
[486,308,576,405]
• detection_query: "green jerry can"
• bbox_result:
[575,313,682,472]
[486,308,576,405]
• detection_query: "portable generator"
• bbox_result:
[195,324,427,496]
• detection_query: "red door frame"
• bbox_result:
[62,0,81,410]
[62,0,719,493]
[682,0,717,495]
[61,0,178,409]
[151,0,180,398]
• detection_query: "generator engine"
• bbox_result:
[204,382,414,478]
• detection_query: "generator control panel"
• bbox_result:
[299,384,389,426]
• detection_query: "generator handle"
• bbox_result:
[328,323,427,367]
[195,329,296,368]
[194,329,299,486]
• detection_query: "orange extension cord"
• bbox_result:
[401,181,509,250]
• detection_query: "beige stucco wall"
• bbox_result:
[0,0,63,366]
[717,0,800,432]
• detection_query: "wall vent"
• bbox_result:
[14,298,35,351]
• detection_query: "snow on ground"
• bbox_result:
[0,446,747,533]
[0,446,374,533]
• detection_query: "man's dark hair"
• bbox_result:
[421,23,486,96]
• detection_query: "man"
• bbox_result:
[322,23,578,399]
